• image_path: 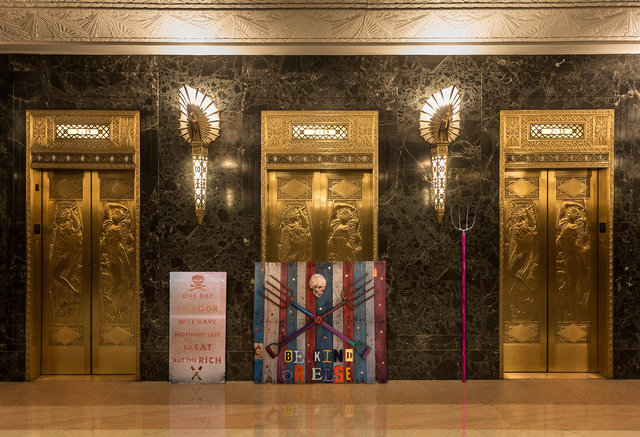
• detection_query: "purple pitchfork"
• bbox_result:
[451,205,476,383]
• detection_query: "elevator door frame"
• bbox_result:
[499,109,614,378]
[261,111,379,261]
[26,110,141,380]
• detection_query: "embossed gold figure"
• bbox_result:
[187,111,203,143]
[277,202,312,262]
[555,201,590,320]
[100,202,135,323]
[505,201,539,320]
[328,203,362,262]
[49,201,83,320]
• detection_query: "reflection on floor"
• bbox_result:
[1,379,640,436]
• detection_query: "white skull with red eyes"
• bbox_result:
[309,274,326,298]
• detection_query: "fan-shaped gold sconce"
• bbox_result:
[178,85,221,224]
[419,86,461,223]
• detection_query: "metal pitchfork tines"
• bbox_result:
[451,204,476,383]
[451,205,477,233]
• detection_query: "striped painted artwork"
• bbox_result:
[253,261,387,384]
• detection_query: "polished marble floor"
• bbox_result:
[1,377,640,436]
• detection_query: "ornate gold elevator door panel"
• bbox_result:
[41,170,137,374]
[325,171,373,262]
[503,169,598,372]
[268,171,314,262]
[266,171,373,262]
[92,171,137,374]
[503,170,548,372]
[42,171,92,374]
[548,170,598,372]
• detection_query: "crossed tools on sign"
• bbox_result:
[190,365,203,380]
[260,273,376,360]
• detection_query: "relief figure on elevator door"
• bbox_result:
[100,202,135,322]
[505,201,539,320]
[328,203,362,262]
[49,201,83,320]
[555,201,590,320]
[278,202,312,262]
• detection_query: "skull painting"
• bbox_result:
[309,273,327,298]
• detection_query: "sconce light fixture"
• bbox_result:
[419,85,461,223]
[178,85,221,224]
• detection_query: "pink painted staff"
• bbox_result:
[451,205,476,383]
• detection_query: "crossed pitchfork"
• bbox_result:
[260,273,375,359]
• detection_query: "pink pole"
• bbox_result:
[462,231,466,383]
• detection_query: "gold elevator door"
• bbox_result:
[266,170,373,262]
[41,170,137,374]
[503,169,599,372]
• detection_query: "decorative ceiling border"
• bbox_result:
[6,1,639,7]
[2,3,640,54]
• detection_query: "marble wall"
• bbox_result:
[0,54,639,381]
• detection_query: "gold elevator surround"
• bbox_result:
[26,110,140,379]
[499,110,614,377]
[261,111,378,262]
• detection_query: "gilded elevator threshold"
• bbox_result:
[504,372,604,380]
[36,375,137,382]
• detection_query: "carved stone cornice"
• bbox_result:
[2,1,640,54]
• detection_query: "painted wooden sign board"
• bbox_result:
[253,261,387,384]
[170,272,226,384]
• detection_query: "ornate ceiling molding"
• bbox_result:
[2,1,640,54]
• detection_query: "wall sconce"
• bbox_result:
[419,85,461,223]
[178,85,221,224]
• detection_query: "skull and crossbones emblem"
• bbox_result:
[191,274,205,291]
[308,273,327,298]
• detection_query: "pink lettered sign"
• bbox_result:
[170,272,226,384]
